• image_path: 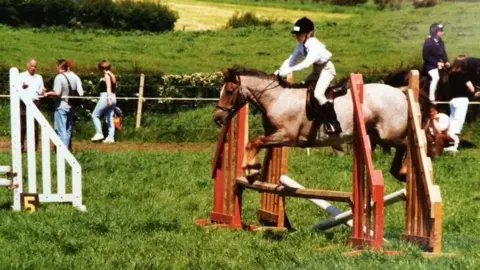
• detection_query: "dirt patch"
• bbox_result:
[0,138,213,153]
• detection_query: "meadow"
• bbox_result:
[0,0,480,268]
[0,2,479,75]
[0,144,479,268]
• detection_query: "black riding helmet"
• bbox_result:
[429,22,444,37]
[291,17,314,34]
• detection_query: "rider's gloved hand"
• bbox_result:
[278,67,293,77]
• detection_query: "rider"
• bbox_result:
[276,17,341,134]
[422,22,450,102]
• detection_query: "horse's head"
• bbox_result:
[213,68,247,126]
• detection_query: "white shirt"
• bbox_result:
[18,71,44,101]
[279,37,332,73]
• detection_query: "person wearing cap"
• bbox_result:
[276,17,341,134]
[43,59,84,149]
[422,22,449,102]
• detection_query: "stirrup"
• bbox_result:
[325,122,342,135]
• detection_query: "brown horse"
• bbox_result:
[213,67,409,180]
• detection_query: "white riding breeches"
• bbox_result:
[428,69,440,101]
[448,97,469,148]
[305,61,336,105]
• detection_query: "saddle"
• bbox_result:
[280,78,348,121]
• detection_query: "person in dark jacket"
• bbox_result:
[422,22,449,101]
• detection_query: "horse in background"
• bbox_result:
[384,56,480,122]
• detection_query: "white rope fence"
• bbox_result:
[0,95,219,101]
[3,95,480,104]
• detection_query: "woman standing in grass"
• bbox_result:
[275,17,341,134]
[422,22,450,102]
[91,60,117,143]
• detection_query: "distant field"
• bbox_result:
[164,0,352,31]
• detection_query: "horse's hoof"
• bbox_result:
[246,173,260,184]
[243,166,261,184]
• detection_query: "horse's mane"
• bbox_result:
[228,66,277,80]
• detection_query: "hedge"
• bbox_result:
[0,0,178,32]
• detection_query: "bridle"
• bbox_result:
[215,75,281,120]
[215,82,247,121]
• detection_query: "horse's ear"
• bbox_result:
[221,68,229,78]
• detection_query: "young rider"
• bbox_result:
[422,22,450,102]
[276,17,341,134]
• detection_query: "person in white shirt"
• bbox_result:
[276,17,341,134]
[18,59,45,152]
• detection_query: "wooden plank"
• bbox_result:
[236,177,352,203]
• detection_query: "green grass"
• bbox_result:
[0,146,479,268]
[1,2,479,75]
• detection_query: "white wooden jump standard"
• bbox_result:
[7,67,86,211]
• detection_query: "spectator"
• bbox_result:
[444,55,476,152]
[91,60,117,143]
[43,59,83,149]
[18,59,45,152]
[422,23,449,102]
[425,106,454,157]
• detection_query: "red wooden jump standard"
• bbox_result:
[350,73,384,248]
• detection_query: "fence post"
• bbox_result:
[135,73,145,129]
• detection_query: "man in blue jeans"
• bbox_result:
[44,59,83,149]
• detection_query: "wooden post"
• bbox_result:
[402,70,443,253]
[195,105,248,228]
[350,73,385,249]
[135,73,145,129]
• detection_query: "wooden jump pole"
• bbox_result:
[402,70,443,253]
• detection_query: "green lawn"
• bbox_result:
[0,146,478,268]
[0,2,478,75]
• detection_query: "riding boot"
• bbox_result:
[321,102,342,134]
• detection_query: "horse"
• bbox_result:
[384,56,480,121]
[213,66,410,181]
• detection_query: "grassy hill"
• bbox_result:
[0,2,478,75]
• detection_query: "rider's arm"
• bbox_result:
[279,44,303,71]
[466,81,475,93]
[291,39,331,72]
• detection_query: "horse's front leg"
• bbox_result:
[242,132,291,182]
